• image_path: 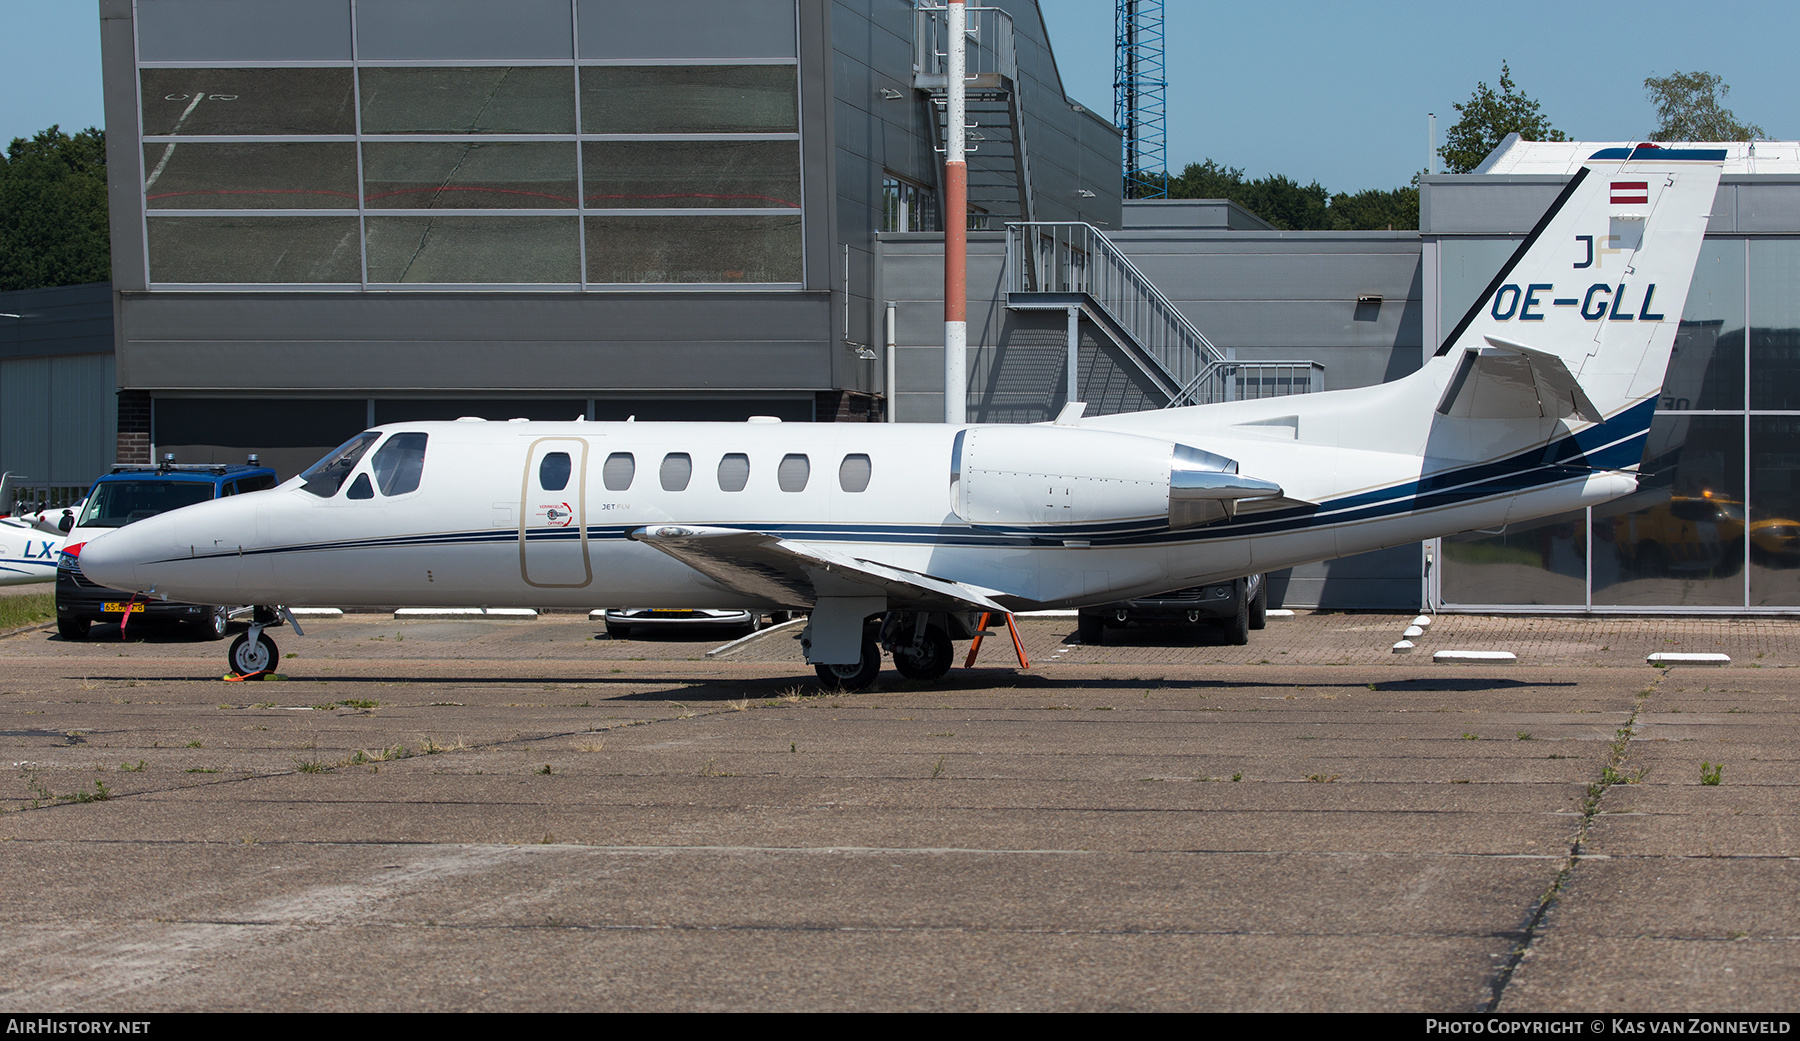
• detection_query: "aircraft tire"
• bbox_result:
[1248,575,1269,630]
[229,631,278,677]
[813,634,880,691]
[57,617,89,642]
[1222,583,1250,646]
[197,606,231,641]
[892,624,953,681]
[1077,613,1105,645]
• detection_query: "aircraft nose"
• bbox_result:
[77,523,160,592]
[79,494,261,597]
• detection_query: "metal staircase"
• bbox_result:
[1005,222,1322,407]
[914,5,1035,229]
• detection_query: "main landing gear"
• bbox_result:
[226,606,301,677]
[806,610,973,690]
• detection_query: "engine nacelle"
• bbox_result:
[950,426,1281,531]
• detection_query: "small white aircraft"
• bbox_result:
[0,517,64,586]
[80,146,1724,683]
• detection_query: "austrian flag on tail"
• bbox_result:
[1612,180,1650,205]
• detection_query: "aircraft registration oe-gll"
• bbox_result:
[79,146,1725,686]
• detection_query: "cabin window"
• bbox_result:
[717,453,750,492]
[346,473,374,499]
[603,452,635,491]
[777,453,809,492]
[660,452,692,491]
[372,432,428,495]
[300,431,380,498]
[839,453,872,493]
[538,451,571,491]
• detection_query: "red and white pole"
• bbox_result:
[943,0,968,425]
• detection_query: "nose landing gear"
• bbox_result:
[225,606,302,678]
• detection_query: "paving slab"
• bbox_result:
[0,610,1796,1011]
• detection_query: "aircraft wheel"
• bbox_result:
[813,634,880,691]
[1222,583,1251,646]
[1248,575,1269,631]
[1077,613,1105,645]
[229,631,279,677]
[197,606,231,641]
[892,624,953,682]
[57,617,89,642]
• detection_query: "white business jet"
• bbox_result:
[79,146,1724,684]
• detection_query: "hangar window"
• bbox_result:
[660,453,692,491]
[539,451,572,491]
[717,453,750,492]
[839,454,872,493]
[881,176,937,233]
[603,452,636,491]
[371,433,429,495]
[777,453,809,492]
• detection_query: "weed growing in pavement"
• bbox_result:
[1700,762,1724,786]
[1517,732,1533,741]
[1305,773,1341,783]
[931,756,946,780]
[120,761,146,772]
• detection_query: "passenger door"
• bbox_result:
[520,438,590,587]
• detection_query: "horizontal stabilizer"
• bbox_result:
[630,525,1010,612]
[1436,336,1603,424]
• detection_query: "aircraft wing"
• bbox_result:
[629,524,1012,612]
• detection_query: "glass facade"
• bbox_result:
[136,2,802,287]
[1440,237,1800,611]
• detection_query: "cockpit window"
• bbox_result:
[301,432,380,498]
[371,432,428,495]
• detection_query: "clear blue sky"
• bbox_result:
[4,1,1792,194]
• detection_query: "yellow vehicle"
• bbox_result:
[1612,492,1745,576]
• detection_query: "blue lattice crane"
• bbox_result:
[1115,0,1168,199]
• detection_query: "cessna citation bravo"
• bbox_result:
[79,146,1724,685]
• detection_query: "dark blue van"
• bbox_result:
[56,459,279,641]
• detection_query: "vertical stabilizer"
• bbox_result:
[1436,145,1724,421]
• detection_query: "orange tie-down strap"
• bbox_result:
[963,612,1029,669]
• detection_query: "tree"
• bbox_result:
[0,126,111,292]
[1325,185,1419,232]
[1645,71,1764,142]
[1167,160,1328,230]
[1165,159,1417,231]
[1439,62,1567,174]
